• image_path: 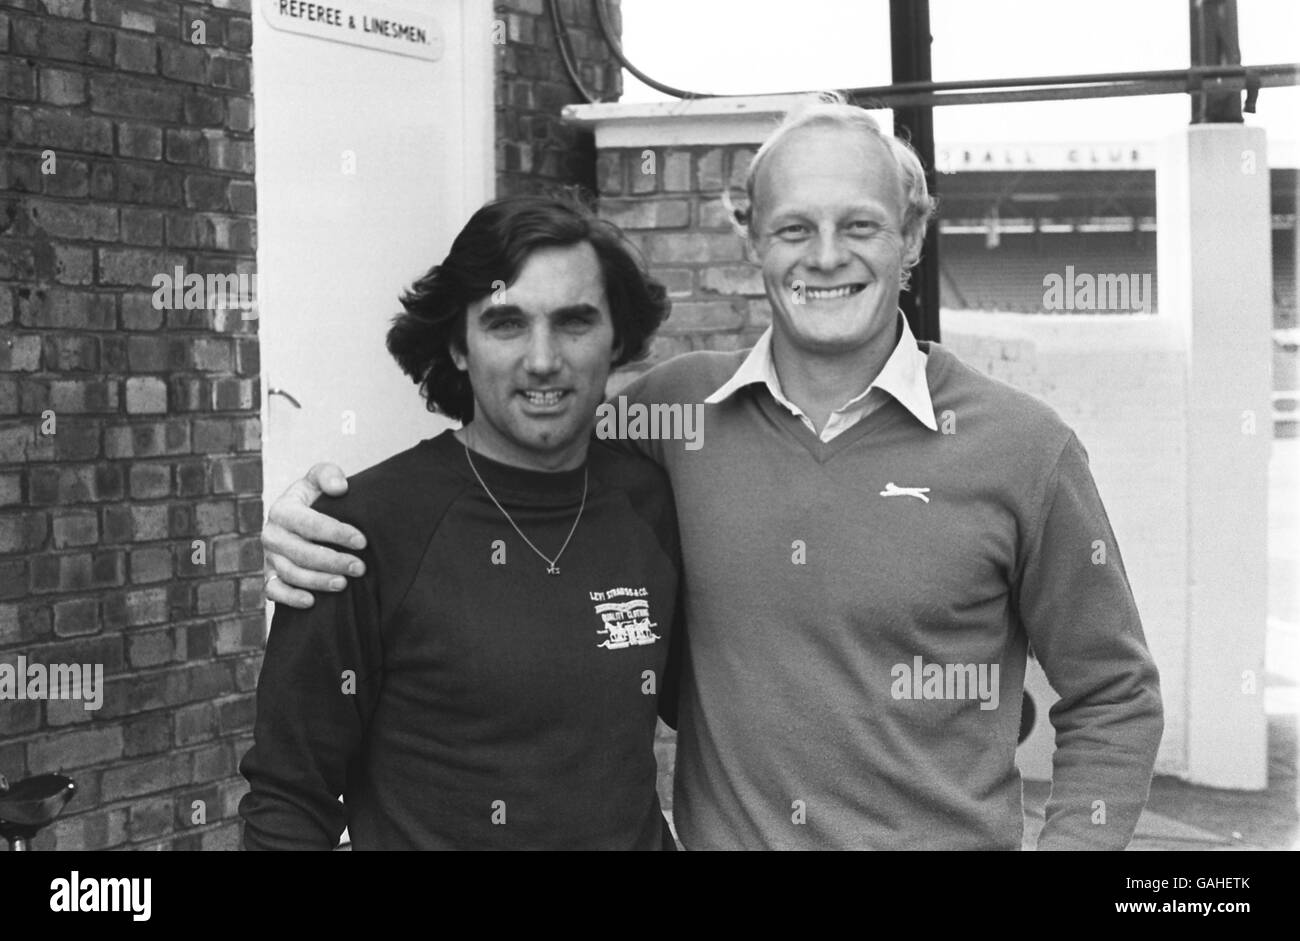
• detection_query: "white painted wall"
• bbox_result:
[253,0,493,522]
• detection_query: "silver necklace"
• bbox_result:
[462,440,588,576]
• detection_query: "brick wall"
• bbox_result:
[598,143,769,375]
[1,0,259,850]
[494,0,622,197]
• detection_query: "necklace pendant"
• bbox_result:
[547,565,560,576]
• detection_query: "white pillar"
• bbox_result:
[1157,125,1271,789]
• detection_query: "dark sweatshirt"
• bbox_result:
[239,430,682,850]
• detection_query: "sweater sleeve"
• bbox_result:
[1014,433,1164,851]
[238,528,383,851]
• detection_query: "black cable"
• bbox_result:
[592,0,714,99]
[584,0,1296,110]
[547,0,597,104]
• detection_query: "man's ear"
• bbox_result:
[450,341,468,372]
[902,221,925,268]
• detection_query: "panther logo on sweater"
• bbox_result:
[590,587,660,650]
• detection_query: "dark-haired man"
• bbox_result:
[239,196,681,850]
[261,97,1163,851]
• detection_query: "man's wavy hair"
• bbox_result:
[388,195,670,423]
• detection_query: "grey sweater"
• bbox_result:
[615,341,1163,849]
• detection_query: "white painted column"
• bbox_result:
[1157,125,1272,789]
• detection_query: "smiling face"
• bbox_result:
[451,241,616,471]
[750,124,921,361]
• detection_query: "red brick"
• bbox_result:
[114,31,156,72]
[182,89,224,126]
[50,808,129,851]
[236,417,260,452]
[642,231,745,264]
[227,97,252,133]
[26,200,118,240]
[129,545,172,583]
[101,586,168,628]
[125,376,167,413]
[192,417,234,452]
[210,377,255,410]
[211,456,258,495]
[18,287,117,328]
[48,421,97,462]
[700,264,763,296]
[216,693,255,734]
[198,820,241,851]
[19,108,115,155]
[663,300,746,333]
[28,464,124,505]
[100,752,191,802]
[45,694,96,726]
[29,725,124,772]
[194,499,235,535]
[0,334,42,371]
[191,740,232,780]
[42,334,98,371]
[128,627,174,668]
[90,0,183,38]
[662,150,691,191]
[88,73,182,120]
[196,578,235,615]
[116,162,184,206]
[127,796,174,841]
[51,509,98,548]
[217,619,262,660]
[129,502,169,538]
[183,173,227,211]
[38,66,85,105]
[116,121,163,160]
[238,575,262,611]
[52,596,98,636]
[229,179,255,213]
[41,157,91,197]
[236,497,261,533]
[234,652,262,691]
[174,701,216,746]
[40,1,88,19]
[104,419,189,458]
[212,534,259,574]
[601,198,690,230]
[183,659,235,703]
[176,461,208,496]
[123,712,172,758]
[89,161,114,200]
[160,40,206,84]
[697,148,725,190]
[128,462,171,499]
[0,509,47,553]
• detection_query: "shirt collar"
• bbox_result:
[703,311,938,431]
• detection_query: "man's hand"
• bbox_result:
[262,463,367,609]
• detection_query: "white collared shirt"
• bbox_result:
[703,312,938,441]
